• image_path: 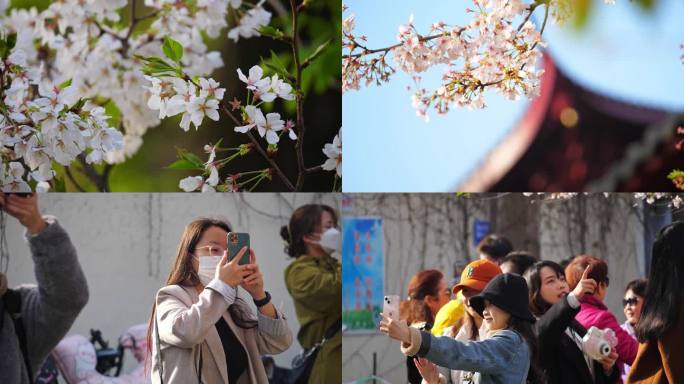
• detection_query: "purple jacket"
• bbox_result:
[575,295,638,369]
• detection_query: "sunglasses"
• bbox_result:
[623,297,639,307]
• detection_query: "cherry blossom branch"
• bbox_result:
[343,1,552,117]
[177,73,297,191]
[217,101,297,191]
[348,33,451,59]
[122,1,161,55]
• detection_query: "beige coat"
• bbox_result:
[151,284,293,384]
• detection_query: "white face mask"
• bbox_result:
[195,256,221,285]
[317,227,341,254]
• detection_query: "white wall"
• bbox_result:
[3,193,339,373]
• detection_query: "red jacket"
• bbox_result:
[575,295,639,370]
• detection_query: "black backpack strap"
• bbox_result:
[322,317,342,343]
[4,289,33,383]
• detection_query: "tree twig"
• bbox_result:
[64,166,86,192]
[218,102,296,191]
[290,0,307,190]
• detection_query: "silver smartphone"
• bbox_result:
[383,295,400,321]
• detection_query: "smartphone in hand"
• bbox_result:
[383,295,400,321]
[227,232,251,265]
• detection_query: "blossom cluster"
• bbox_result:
[142,60,297,192]
[0,45,123,192]
[145,76,225,132]
[234,65,296,144]
[344,0,545,120]
[0,0,272,165]
[322,128,342,178]
[144,64,295,143]
[343,0,618,120]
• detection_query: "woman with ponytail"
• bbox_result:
[282,204,342,383]
[146,218,292,383]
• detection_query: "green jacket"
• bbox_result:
[284,254,341,384]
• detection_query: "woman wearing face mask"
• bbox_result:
[282,204,341,384]
[381,273,545,384]
[418,259,502,384]
[525,261,619,384]
[620,279,646,382]
[566,255,638,380]
[399,269,452,384]
[146,218,293,383]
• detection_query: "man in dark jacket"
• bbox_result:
[0,194,89,384]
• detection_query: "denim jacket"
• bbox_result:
[402,327,530,384]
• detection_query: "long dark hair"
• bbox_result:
[399,269,443,326]
[625,278,648,298]
[145,218,257,364]
[501,251,538,275]
[508,316,545,384]
[476,234,513,264]
[524,260,566,317]
[280,204,338,258]
[636,221,684,342]
[452,308,480,341]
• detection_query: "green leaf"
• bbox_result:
[136,55,179,77]
[172,148,205,170]
[261,51,292,82]
[270,50,289,74]
[304,38,331,66]
[667,169,684,180]
[162,36,184,63]
[53,175,66,192]
[6,33,17,52]
[103,100,121,128]
[0,33,17,59]
[58,78,73,89]
[259,25,286,40]
[166,158,203,170]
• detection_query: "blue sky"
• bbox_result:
[343,0,684,192]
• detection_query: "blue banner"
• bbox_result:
[342,217,384,332]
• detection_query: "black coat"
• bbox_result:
[535,296,620,384]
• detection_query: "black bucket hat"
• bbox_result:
[469,273,535,322]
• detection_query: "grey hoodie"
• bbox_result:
[0,216,89,384]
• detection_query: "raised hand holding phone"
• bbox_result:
[0,193,46,235]
[215,248,251,288]
[241,249,264,299]
[379,312,411,344]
